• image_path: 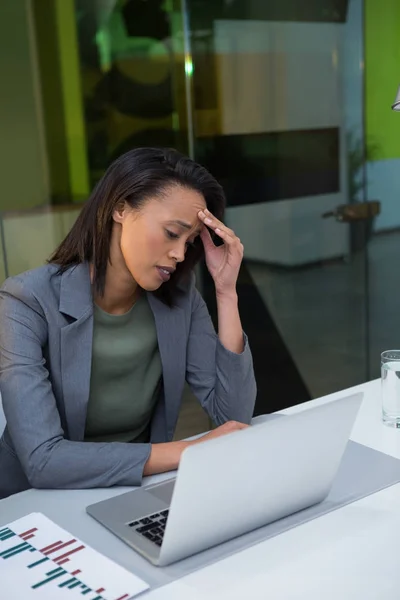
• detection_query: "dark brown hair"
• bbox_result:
[49,147,226,304]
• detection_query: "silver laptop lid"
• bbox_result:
[159,392,362,565]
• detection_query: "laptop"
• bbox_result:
[86,392,362,566]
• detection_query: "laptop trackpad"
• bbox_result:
[147,479,176,505]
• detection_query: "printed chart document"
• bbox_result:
[0,512,149,600]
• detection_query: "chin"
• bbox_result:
[137,276,163,292]
[143,282,163,292]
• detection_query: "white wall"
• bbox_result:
[214,18,351,265]
[1,207,81,279]
[215,20,342,135]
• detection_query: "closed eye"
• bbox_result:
[166,229,197,249]
[165,229,179,240]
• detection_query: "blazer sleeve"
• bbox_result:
[0,280,151,490]
[185,281,257,425]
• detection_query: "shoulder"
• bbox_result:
[0,264,61,313]
[173,271,204,312]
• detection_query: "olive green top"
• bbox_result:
[84,294,162,443]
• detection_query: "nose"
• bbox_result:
[168,242,186,263]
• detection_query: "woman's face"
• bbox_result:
[113,185,206,291]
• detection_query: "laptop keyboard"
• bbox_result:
[127,510,169,547]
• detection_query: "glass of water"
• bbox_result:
[381,350,400,427]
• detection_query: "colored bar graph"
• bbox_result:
[0,515,148,599]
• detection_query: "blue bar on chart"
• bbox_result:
[28,557,50,568]
[0,528,16,542]
[58,577,79,588]
[31,567,66,589]
[81,588,92,595]
[0,541,36,559]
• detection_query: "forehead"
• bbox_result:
[147,186,206,221]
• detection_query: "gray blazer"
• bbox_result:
[0,263,256,499]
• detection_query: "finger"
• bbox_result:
[200,226,215,250]
[199,210,235,239]
[214,227,242,249]
[204,209,237,238]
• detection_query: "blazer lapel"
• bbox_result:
[59,264,93,441]
[147,293,187,436]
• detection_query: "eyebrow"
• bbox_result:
[169,220,202,235]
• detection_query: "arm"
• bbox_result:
[184,210,257,424]
[216,290,244,354]
[185,282,256,426]
[143,442,187,476]
[0,285,153,489]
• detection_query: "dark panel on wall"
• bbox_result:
[196,128,340,207]
[189,0,349,25]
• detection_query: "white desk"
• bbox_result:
[1,379,400,599]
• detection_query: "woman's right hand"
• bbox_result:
[143,421,249,476]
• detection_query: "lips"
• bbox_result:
[156,266,175,282]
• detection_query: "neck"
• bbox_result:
[92,261,139,316]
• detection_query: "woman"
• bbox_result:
[0,147,256,499]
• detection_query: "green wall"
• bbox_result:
[365,0,400,160]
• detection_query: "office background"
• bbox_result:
[1,0,400,436]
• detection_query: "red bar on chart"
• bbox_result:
[114,595,130,600]
[54,545,85,563]
[56,559,69,566]
[19,528,38,538]
[71,569,81,576]
[44,539,77,555]
[22,534,35,541]
[40,540,63,553]
[95,588,105,594]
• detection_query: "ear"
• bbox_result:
[112,201,128,224]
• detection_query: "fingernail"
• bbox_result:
[205,217,212,224]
